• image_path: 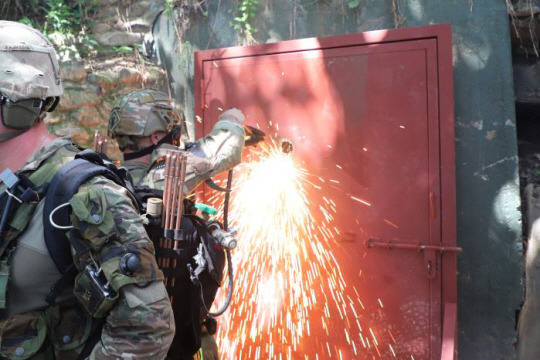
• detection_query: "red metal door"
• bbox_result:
[195,24,456,360]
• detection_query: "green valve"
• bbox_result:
[195,203,217,215]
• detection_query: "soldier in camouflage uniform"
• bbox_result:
[108,89,245,193]
[0,21,174,359]
[108,89,246,360]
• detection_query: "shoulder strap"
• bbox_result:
[43,150,128,275]
[0,143,80,256]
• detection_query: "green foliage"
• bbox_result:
[233,0,260,34]
[113,45,135,56]
[42,0,75,34]
[15,0,98,36]
[11,0,101,60]
[18,16,36,28]
[347,0,360,8]
[165,0,175,16]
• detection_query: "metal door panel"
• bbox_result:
[195,25,455,360]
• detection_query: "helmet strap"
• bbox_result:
[123,128,178,161]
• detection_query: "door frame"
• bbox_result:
[194,23,457,357]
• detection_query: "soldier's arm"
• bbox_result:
[171,108,245,193]
[196,108,245,176]
[68,178,174,359]
[88,284,173,359]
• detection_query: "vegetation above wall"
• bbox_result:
[0,0,168,153]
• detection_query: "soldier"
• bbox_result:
[0,21,174,359]
[108,89,245,193]
[108,89,246,360]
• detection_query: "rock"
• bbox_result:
[116,86,141,98]
[119,67,143,85]
[128,0,152,18]
[60,62,87,82]
[58,85,101,111]
[143,66,167,88]
[54,126,90,144]
[75,107,104,128]
[97,0,119,5]
[88,71,120,88]
[72,130,91,145]
[126,21,151,33]
[142,2,166,24]
[101,86,136,111]
[43,114,62,125]
[95,31,142,46]
[100,99,116,114]
[93,23,112,34]
[97,3,121,19]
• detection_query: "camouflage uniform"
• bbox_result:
[110,91,246,360]
[0,22,174,359]
[134,110,246,192]
[109,89,246,192]
[0,137,175,359]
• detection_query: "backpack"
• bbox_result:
[136,186,226,358]
[47,150,227,358]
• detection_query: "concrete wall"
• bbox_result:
[153,1,523,358]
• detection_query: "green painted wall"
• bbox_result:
[153,1,522,358]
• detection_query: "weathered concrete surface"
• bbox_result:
[153,1,522,358]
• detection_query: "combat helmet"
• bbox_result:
[108,89,184,158]
[0,21,62,140]
[109,89,183,137]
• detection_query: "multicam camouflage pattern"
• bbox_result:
[138,143,212,192]
[138,109,246,193]
[0,138,81,255]
[0,21,62,102]
[0,137,174,359]
[123,160,151,186]
[70,176,165,290]
[88,283,173,359]
[108,89,184,137]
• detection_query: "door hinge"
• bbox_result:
[366,238,462,279]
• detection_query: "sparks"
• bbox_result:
[204,140,409,359]
[350,196,371,207]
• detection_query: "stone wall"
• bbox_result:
[44,0,169,158]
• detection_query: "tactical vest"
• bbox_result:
[0,139,101,360]
[0,139,82,307]
[0,141,150,360]
[1,141,228,359]
[123,160,149,186]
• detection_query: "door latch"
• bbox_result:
[366,238,461,279]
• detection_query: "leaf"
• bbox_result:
[347,0,359,8]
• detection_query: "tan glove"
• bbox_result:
[218,108,245,126]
